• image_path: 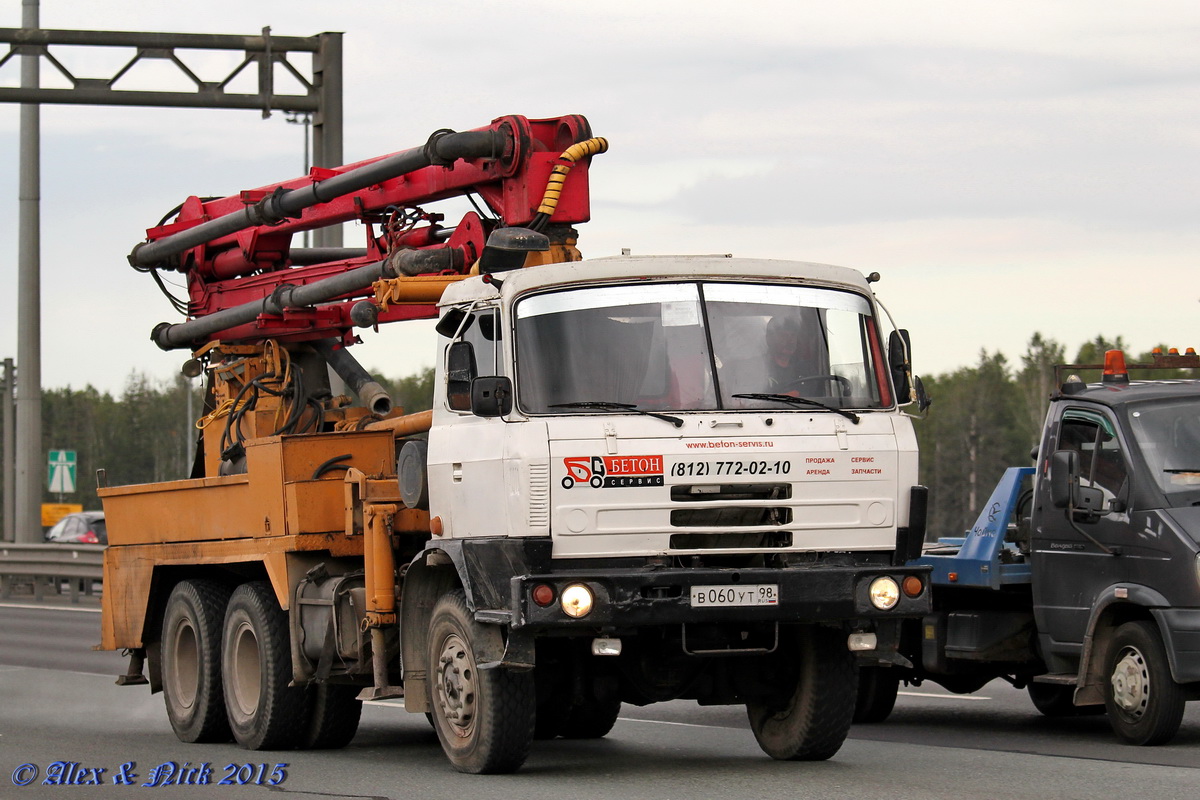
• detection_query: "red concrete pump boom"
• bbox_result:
[130,114,604,352]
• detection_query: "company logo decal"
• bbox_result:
[561,455,665,489]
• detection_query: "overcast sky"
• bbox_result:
[2,1,1198,395]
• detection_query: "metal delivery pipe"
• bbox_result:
[129,129,505,269]
[150,248,456,350]
[312,339,392,417]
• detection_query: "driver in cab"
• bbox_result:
[764,315,819,395]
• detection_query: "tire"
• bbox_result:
[301,683,362,749]
[161,579,232,743]
[853,667,899,724]
[1104,621,1186,746]
[560,692,621,740]
[1027,682,1104,717]
[534,691,569,740]
[747,625,857,761]
[427,589,535,774]
[221,582,309,750]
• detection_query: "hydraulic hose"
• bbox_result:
[129,128,506,270]
[534,137,609,220]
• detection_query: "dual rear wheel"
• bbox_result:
[160,579,362,750]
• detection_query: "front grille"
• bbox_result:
[670,483,791,502]
[669,531,794,549]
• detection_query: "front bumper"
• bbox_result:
[509,563,931,630]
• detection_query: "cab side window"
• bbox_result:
[465,309,499,377]
[1059,413,1127,499]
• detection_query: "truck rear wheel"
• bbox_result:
[427,589,535,773]
[301,684,362,749]
[747,625,857,760]
[853,666,899,724]
[1104,621,1185,745]
[161,579,232,743]
[560,690,622,739]
[221,582,308,750]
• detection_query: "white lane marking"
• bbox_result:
[899,690,992,701]
[363,705,732,732]
[0,601,101,613]
[617,718,728,729]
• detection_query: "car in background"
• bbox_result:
[44,511,107,545]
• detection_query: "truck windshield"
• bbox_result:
[1128,399,1200,502]
[514,281,886,414]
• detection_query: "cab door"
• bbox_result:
[428,306,511,537]
[1031,408,1131,672]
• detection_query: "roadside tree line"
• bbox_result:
[5,368,434,517]
[2,335,1188,535]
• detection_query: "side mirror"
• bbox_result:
[1049,450,1076,508]
[913,375,932,412]
[888,329,912,401]
[1050,449,1103,522]
[446,341,476,411]
[472,376,513,417]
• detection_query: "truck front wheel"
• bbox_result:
[1104,621,1185,745]
[221,582,309,750]
[427,589,535,773]
[161,579,232,743]
[747,625,857,760]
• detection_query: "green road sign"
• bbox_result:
[48,449,77,494]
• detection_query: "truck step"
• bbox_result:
[1031,673,1076,685]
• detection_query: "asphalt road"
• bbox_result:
[2,599,1198,799]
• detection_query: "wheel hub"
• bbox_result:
[436,632,476,736]
[1110,646,1149,717]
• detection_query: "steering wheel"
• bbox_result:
[778,374,852,397]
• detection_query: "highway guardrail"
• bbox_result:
[0,542,104,603]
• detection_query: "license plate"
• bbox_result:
[690,584,779,607]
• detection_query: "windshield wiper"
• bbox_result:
[732,393,859,424]
[1164,469,1200,473]
[549,401,684,428]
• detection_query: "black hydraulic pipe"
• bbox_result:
[287,247,369,265]
[129,129,507,269]
[313,339,393,417]
[150,248,457,351]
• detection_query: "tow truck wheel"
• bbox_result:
[853,666,899,724]
[161,579,233,743]
[747,625,857,760]
[221,582,309,750]
[427,589,535,773]
[1027,682,1103,717]
[1104,621,1186,745]
[301,684,362,749]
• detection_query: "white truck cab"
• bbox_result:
[389,255,931,765]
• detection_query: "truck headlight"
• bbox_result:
[868,576,901,611]
[561,583,595,618]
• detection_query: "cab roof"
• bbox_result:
[1060,379,1200,409]
[439,255,874,307]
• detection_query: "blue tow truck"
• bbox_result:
[856,350,1200,745]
